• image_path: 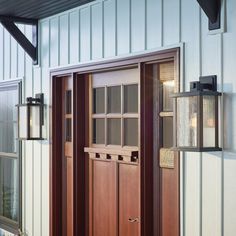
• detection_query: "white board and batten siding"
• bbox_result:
[0,0,235,235]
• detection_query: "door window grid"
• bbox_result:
[92,84,139,147]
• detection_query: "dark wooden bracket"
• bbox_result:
[197,0,221,30]
[0,15,38,64]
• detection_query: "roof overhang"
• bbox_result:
[0,0,94,64]
[0,0,94,19]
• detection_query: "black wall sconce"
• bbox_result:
[171,75,222,152]
[16,93,44,140]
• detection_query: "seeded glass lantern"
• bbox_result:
[16,93,44,140]
[172,76,222,152]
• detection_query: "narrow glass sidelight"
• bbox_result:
[163,117,173,148]
[65,118,72,142]
[162,80,175,111]
[66,90,72,114]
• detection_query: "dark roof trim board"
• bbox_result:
[0,0,94,20]
[0,0,94,64]
[197,0,221,30]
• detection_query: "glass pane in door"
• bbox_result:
[107,118,121,145]
[93,87,105,114]
[107,86,121,113]
[124,84,138,113]
[124,118,138,146]
[93,119,105,144]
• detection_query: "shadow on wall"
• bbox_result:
[223,87,236,155]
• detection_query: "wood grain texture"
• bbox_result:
[91,160,117,236]
[62,76,74,236]
[140,63,154,236]
[161,153,179,236]
[119,164,140,236]
[74,74,87,236]
[50,75,63,236]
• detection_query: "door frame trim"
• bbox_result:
[50,48,180,236]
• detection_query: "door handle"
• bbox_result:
[128,217,139,223]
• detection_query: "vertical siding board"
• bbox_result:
[10,37,17,79]
[24,24,34,236]
[222,0,236,235]
[104,0,116,57]
[69,11,79,64]
[91,3,103,60]
[80,7,91,62]
[0,1,235,235]
[131,0,145,52]
[17,24,25,78]
[163,0,180,46]
[184,154,201,236]
[41,20,50,236]
[33,66,42,236]
[0,25,3,80]
[4,29,10,80]
[117,0,130,55]
[201,12,222,236]
[181,1,201,235]
[50,17,59,67]
[146,0,162,49]
[41,21,50,67]
[59,15,69,66]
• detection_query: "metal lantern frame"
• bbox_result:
[16,93,44,140]
[172,75,222,152]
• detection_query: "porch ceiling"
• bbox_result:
[0,0,94,20]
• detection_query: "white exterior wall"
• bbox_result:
[0,0,235,235]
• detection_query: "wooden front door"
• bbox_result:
[85,68,141,236]
[51,49,180,236]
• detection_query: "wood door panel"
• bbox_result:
[67,156,73,236]
[119,164,140,236]
[92,160,117,236]
[161,154,179,236]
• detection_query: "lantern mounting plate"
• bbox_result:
[27,93,44,104]
[190,75,217,92]
[26,93,44,126]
